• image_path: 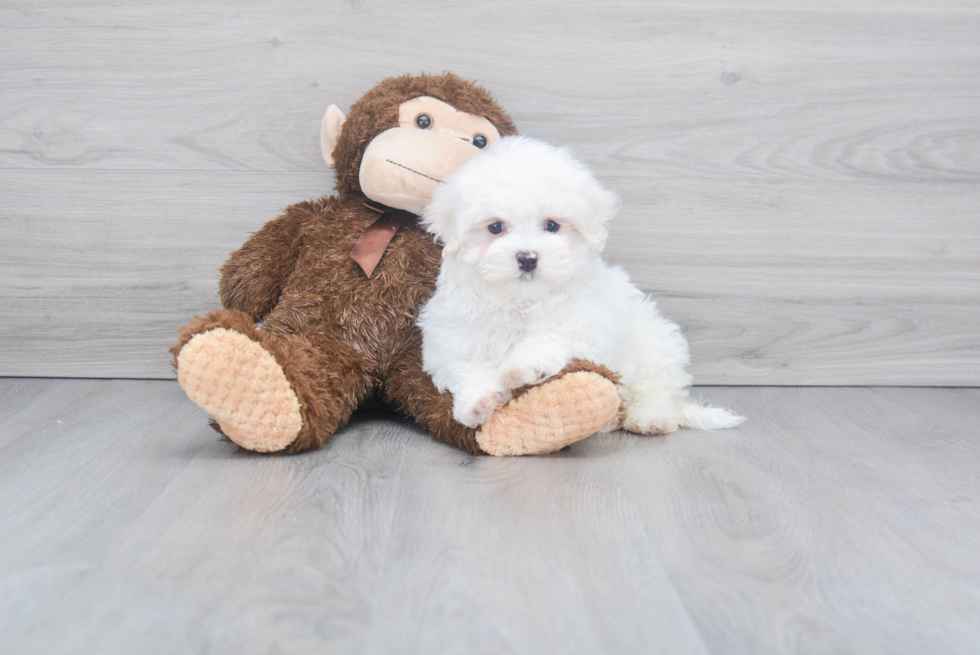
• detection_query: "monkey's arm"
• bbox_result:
[219,208,306,321]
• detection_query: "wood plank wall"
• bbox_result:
[1,1,978,384]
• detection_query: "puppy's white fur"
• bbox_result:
[419,136,744,433]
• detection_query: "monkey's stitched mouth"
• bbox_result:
[385,159,442,184]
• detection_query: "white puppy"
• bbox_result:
[418,136,744,434]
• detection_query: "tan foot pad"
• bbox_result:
[476,371,620,456]
[177,328,302,453]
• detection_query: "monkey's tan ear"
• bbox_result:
[321,104,347,167]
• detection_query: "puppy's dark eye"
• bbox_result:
[545,220,560,233]
[472,135,488,149]
[415,114,432,129]
[488,221,504,235]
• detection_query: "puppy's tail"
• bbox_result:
[679,401,746,431]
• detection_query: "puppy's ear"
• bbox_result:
[420,185,463,255]
[582,182,620,252]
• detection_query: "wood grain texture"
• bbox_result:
[0,170,330,376]
[1,379,979,654]
[1,0,978,382]
[579,385,980,654]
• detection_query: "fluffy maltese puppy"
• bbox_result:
[418,136,744,434]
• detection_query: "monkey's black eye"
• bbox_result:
[545,220,560,233]
[415,114,432,129]
[472,135,488,149]
[488,221,504,235]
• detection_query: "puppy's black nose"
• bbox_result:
[516,251,537,273]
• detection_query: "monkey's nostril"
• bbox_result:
[516,251,538,273]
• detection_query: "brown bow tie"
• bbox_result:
[350,201,418,278]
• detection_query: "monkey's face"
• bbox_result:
[357,97,501,214]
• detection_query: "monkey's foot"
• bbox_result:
[176,328,303,453]
[476,362,621,456]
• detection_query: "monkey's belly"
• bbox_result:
[263,225,440,367]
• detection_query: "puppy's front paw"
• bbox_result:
[501,345,571,391]
[501,364,551,390]
[454,390,509,428]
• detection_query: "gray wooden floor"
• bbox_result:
[1,379,978,654]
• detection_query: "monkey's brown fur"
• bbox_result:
[172,73,617,455]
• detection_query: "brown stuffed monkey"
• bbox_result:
[171,73,621,456]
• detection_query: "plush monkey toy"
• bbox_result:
[172,73,622,456]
